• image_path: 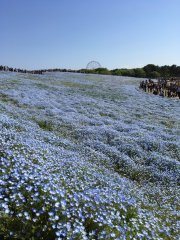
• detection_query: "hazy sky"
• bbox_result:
[0,0,180,70]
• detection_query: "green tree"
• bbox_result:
[134,68,146,78]
[111,69,122,76]
[94,68,110,75]
[159,65,170,78]
[150,71,161,79]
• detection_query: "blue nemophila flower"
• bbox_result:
[55,231,61,237]
[48,211,54,217]
[0,71,179,239]
[54,215,59,220]
[55,202,60,208]
[60,200,66,209]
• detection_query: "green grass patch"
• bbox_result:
[0,93,19,106]
[37,120,53,131]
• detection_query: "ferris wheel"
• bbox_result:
[86,61,101,70]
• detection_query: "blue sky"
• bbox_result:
[0,0,180,70]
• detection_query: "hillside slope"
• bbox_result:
[0,72,179,239]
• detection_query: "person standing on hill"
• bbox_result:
[177,87,180,99]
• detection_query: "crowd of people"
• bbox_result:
[0,65,76,74]
[140,78,180,99]
[0,65,44,74]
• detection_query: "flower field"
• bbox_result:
[0,71,179,239]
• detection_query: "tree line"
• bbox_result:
[78,64,180,78]
[1,64,180,78]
